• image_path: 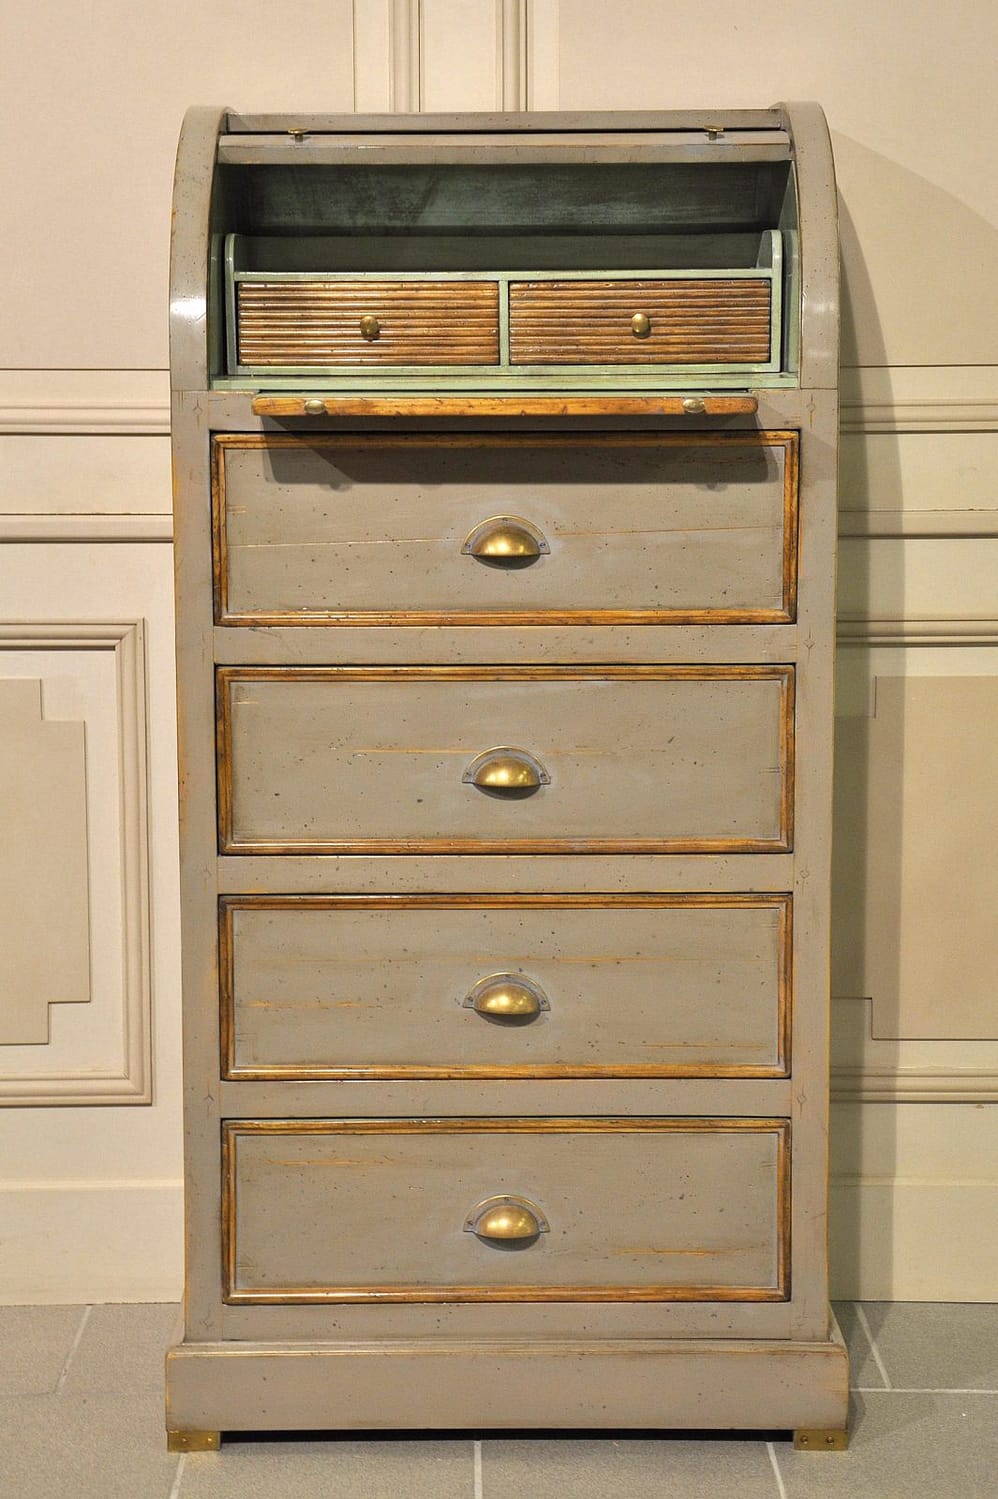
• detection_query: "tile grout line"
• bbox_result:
[855,1386,998,1395]
[854,1303,893,1389]
[766,1440,789,1499]
[54,1304,92,1391]
[168,1452,187,1499]
[473,1439,483,1499]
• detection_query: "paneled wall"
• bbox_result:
[2,0,995,1301]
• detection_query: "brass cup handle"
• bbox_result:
[461,515,549,566]
[464,1195,550,1244]
[462,747,550,793]
[462,973,550,1023]
[359,314,381,340]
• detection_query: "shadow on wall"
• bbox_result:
[828,167,903,1302]
[832,131,998,367]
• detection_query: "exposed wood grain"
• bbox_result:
[237,280,499,366]
[510,278,771,364]
[249,395,761,417]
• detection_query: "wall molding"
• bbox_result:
[0,515,172,543]
[3,364,996,437]
[0,401,170,436]
[832,1067,998,1104]
[837,615,998,645]
[499,0,528,111]
[840,365,998,434]
[389,0,421,111]
[840,398,998,434]
[0,622,152,1106]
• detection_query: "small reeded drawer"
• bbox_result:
[220,894,792,1081]
[211,433,798,627]
[222,1118,790,1304]
[216,664,795,856]
[235,279,499,367]
[509,278,772,365]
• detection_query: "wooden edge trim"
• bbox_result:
[223,1115,791,1135]
[218,892,792,910]
[215,672,234,855]
[215,663,794,682]
[783,432,799,620]
[218,891,793,1082]
[221,1119,790,1304]
[223,1063,790,1081]
[779,896,794,1078]
[249,395,761,418]
[221,1122,236,1319]
[777,1115,792,1300]
[224,1286,789,1305]
[214,431,794,451]
[781,666,796,852]
[220,835,793,855]
[218,903,235,1080]
[217,608,794,627]
[211,441,229,625]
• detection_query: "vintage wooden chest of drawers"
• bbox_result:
[166,105,848,1450]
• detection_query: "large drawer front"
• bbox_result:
[221,894,792,1080]
[223,1119,790,1304]
[212,433,798,627]
[235,279,500,367]
[217,665,794,855]
[509,278,772,365]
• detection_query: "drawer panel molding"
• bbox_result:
[216,664,795,856]
[211,432,798,628]
[219,893,793,1081]
[222,1117,791,1305]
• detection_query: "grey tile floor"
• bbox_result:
[2,1302,997,1498]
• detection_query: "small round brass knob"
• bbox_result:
[359,314,381,341]
[631,312,652,338]
[463,973,550,1023]
[303,399,326,415]
[682,397,707,415]
[464,1196,550,1244]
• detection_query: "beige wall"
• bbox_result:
[1,0,995,1301]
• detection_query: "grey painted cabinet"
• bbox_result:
[166,105,848,1451]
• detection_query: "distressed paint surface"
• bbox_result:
[225,895,789,1078]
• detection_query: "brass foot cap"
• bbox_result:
[168,1430,221,1452]
[794,1427,848,1451]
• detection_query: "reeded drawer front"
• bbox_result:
[221,894,792,1080]
[236,279,499,367]
[217,665,794,855]
[211,433,798,627]
[223,1118,790,1304]
[509,278,772,365]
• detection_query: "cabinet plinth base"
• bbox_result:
[794,1427,849,1451]
[166,1317,848,1438]
[167,1430,220,1453]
